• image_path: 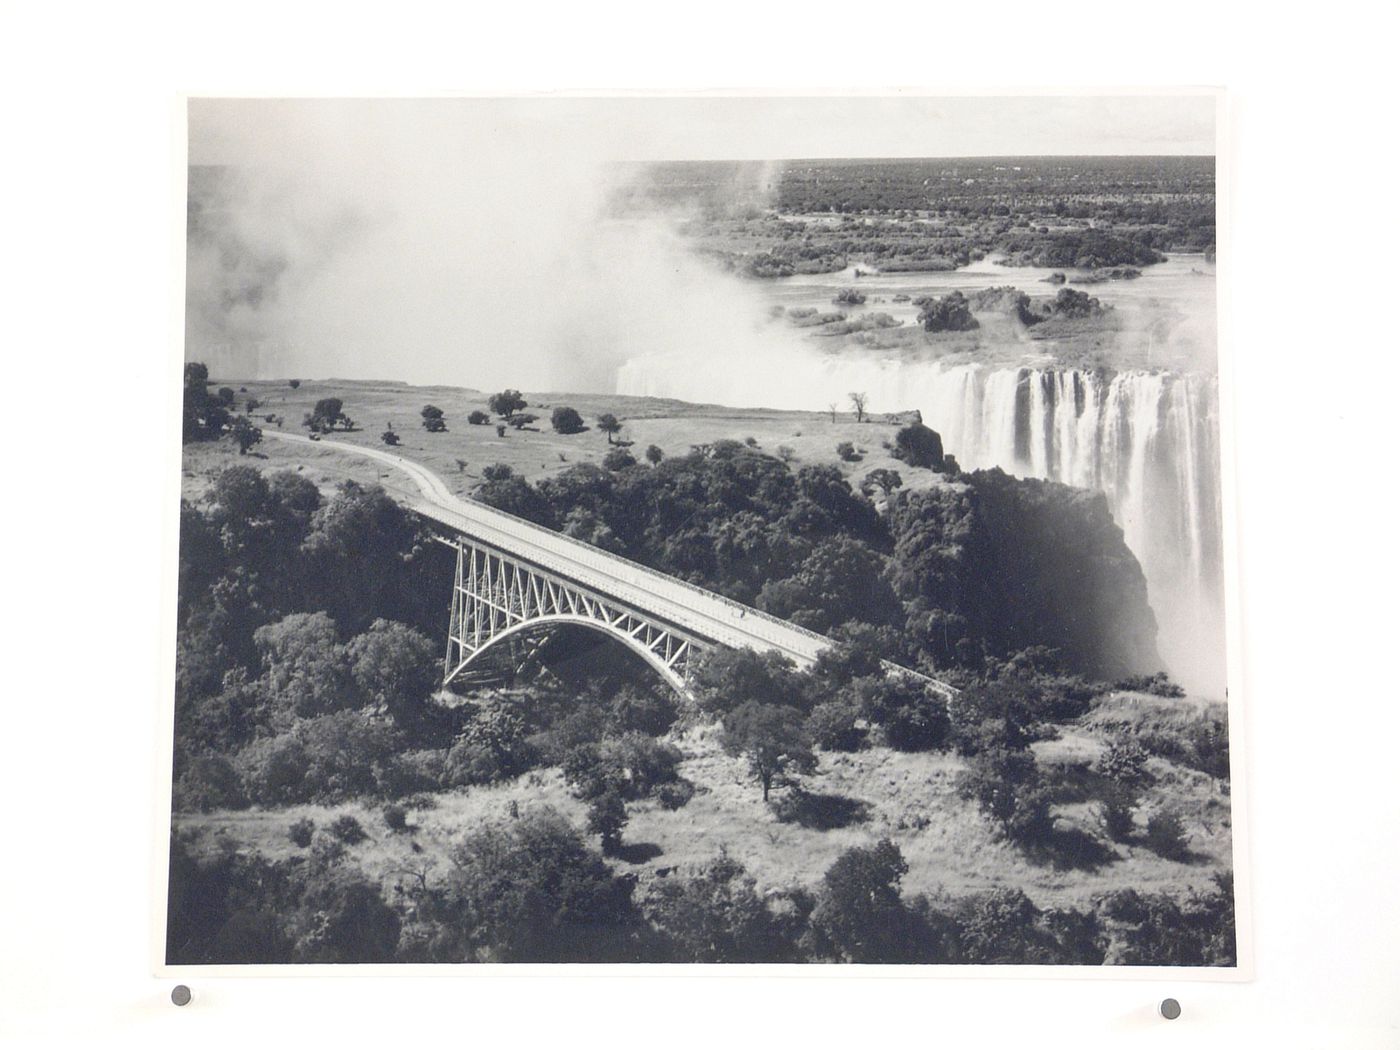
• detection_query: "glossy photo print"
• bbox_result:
[166,94,1237,969]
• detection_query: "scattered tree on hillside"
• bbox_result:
[182,362,230,442]
[848,392,868,422]
[861,468,903,500]
[508,412,538,430]
[381,427,400,447]
[305,397,351,433]
[803,839,915,963]
[420,405,447,432]
[288,379,301,389]
[217,387,237,407]
[644,444,664,466]
[230,415,262,455]
[720,701,817,802]
[551,406,585,434]
[468,410,491,425]
[488,389,528,419]
[596,413,622,444]
[246,397,261,413]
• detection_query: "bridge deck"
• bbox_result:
[263,430,954,696]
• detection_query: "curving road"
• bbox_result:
[263,429,955,695]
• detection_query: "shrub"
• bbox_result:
[836,441,860,462]
[288,818,316,848]
[487,390,528,419]
[288,379,301,389]
[1094,737,1152,841]
[291,867,401,963]
[383,804,409,833]
[551,406,585,434]
[381,428,400,446]
[602,448,637,471]
[917,290,978,332]
[892,422,945,469]
[495,424,507,437]
[420,405,447,432]
[956,747,1054,846]
[656,778,696,810]
[857,675,950,752]
[468,410,490,425]
[328,814,367,845]
[645,444,664,465]
[807,699,866,752]
[1145,808,1190,859]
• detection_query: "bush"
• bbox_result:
[495,424,507,437]
[856,675,950,752]
[645,853,794,962]
[383,804,409,833]
[288,379,301,389]
[1145,808,1190,859]
[835,441,860,462]
[655,778,696,810]
[420,405,447,432]
[288,817,316,848]
[807,699,866,752]
[892,423,945,469]
[803,839,915,962]
[917,290,978,332]
[551,406,586,434]
[328,814,367,845]
[602,448,637,471]
[468,410,490,425]
[956,747,1054,846]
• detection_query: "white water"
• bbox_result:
[617,350,1224,695]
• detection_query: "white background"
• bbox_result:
[2,2,1397,1047]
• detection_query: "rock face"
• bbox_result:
[888,468,1161,681]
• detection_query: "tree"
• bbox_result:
[487,389,527,419]
[381,427,400,446]
[508,412,538,430]
[468,410,491,425]
[646,853,793,962]
[288,379,301,389]
[1094,737,1152,841]
[827,402,838,423]
[804,839,914,962]
[230,415,262,455]
[855,674,951,752]
[217,387,237,407]
[690,647,810,716]
[182,361,228,442]
[346,619,438,721]
[246,397,261,413]
[644,444,664,466]
[835,441,860,462]
[305,397,349,433]
[892,422,945,469]
[848,391,868,422]
[596,413,622,444]
[720,701,817,802]
[586,787,628,855]
[551,406,585,434]
[861,468,903,500]
[917,290,979,333]
[420,405,446,432]
[443,808,639,962]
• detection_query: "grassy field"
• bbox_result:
[182,377,947,505]
[176,689,1231,912]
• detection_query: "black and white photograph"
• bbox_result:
[165,94,1238,967]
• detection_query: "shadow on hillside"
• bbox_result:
[614,842,664,864]
[1028,826,1120,872]
[770,789,872,830]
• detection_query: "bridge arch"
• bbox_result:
[442,538,707,696]
[449,613,696,695]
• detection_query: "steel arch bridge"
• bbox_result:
[261,430,955,699]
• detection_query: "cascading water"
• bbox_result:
[617,352,1225,695]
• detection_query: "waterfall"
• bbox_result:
[617,350,1225,695]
